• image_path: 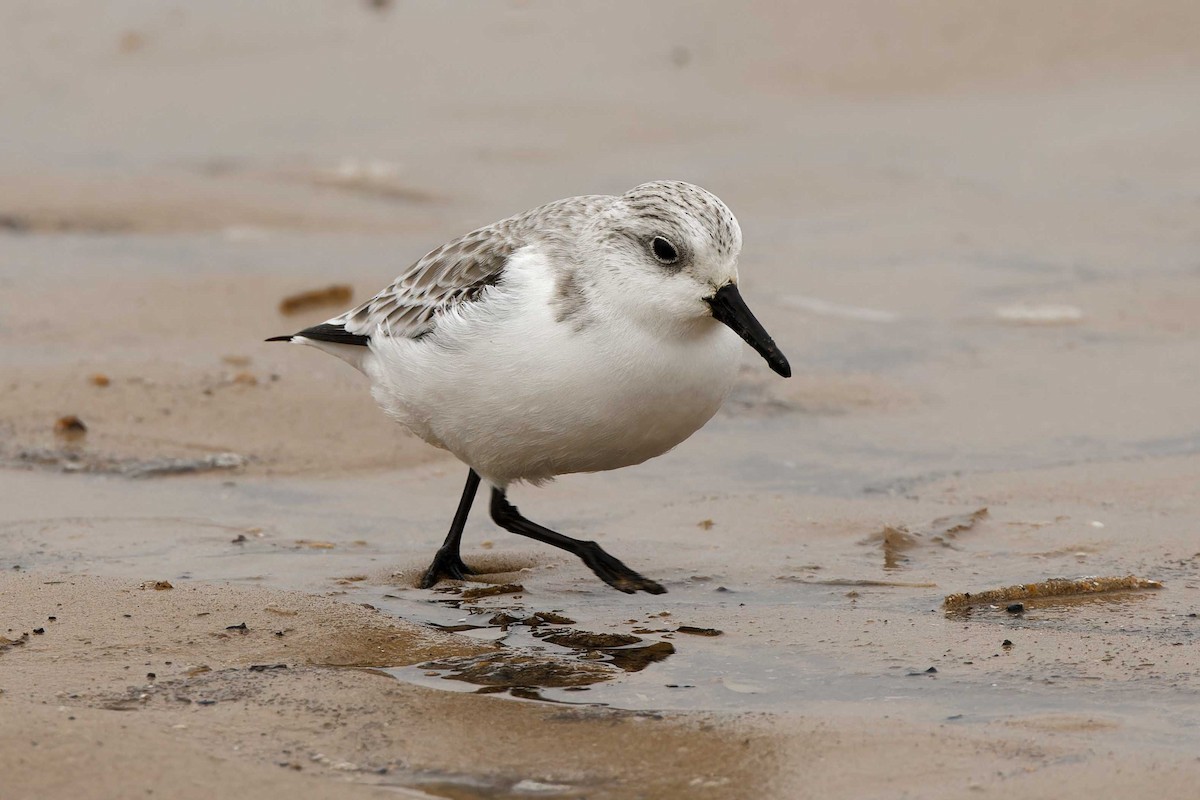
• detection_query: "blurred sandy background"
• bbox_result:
[2,2,1199,798]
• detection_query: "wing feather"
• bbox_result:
[328,194,611,341]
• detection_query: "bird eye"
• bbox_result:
[650,236,679,264]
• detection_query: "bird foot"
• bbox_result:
[418,547,474,589]
[578,541,666,595]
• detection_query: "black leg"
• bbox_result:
[419,469,481,589]
[489,488,666,595]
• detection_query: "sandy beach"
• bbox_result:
[3,2,1199,798]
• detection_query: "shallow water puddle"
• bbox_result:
[360,568,1197,727]
[2,467,1195,750]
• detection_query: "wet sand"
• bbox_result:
[3,2,1200,798]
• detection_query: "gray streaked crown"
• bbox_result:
[621,180,741,263]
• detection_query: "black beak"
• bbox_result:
[705,283,791,378]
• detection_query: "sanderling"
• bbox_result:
[269,181,790,594]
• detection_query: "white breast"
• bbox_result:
[363,248,743,486]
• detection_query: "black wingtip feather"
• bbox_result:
[269,322,370,347]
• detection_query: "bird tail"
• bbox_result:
[264,323,369,346]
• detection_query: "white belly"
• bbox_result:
[363,273,742,486]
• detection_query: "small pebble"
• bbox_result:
[54,415,87,438]
[1006,603,1025,614]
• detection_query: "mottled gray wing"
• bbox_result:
[334,224,518,340]
[326,194,612,341]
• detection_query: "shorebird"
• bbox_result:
[269,181,790,593]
